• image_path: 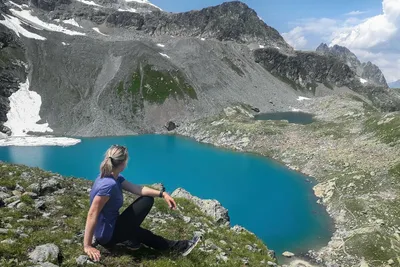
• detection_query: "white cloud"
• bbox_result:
[282,18,338,49]
[282,0,400,82]
[282,26,308,49]
[345,10,367,16]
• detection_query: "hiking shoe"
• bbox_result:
[180,235,201,257]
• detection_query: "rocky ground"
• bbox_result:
[0,163,280,267]
[176,93,400,267]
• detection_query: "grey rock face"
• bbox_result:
[28,243,60,263]
[171,188,230,224]
[30,0,72,11]
[255,48,355,90]
[0,24,27,133]
[361,61,387,87]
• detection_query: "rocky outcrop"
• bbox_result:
[316,43,388,87]
[171,187,230,225]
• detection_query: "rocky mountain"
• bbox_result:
[316,43,388,87]
[0,0,398,138]
[389,80,400,88]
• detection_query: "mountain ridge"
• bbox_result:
[0,0,399,138]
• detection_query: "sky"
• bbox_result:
[150,0,400,83]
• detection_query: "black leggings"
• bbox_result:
[103,196,178,250]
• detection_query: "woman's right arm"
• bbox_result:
[83,195,109,262]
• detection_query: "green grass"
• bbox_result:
[389,162,400,178]
[0,163,274,267]
[116,65,197,105]
[364,113,400,145]
[129,71,141,95]
[20,195,34,205]
[141,65,197,104]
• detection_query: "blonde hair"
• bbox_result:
[100,145,129,178]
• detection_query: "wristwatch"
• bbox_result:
[159,184,165,198]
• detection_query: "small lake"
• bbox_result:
[0,134,332,257]
[255,112,315,125]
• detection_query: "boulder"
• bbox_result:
[165,121,177,131]
[172,188,230,224]
[27,183,41,195]
[28,243,60,263]
[41,179,61,195]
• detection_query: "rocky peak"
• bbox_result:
[316,43,361,69]
[316,43,387,88]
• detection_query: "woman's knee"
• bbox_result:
[133,196,154,207]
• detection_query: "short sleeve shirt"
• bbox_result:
[89,174,125,244]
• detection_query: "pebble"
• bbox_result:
[183,216,191,223]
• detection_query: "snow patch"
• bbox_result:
[259,45,265,48]
[61,42,69,45]
[360,78,368,84]
[159,53,170,59]
[297,96,311,101]
[63,18,82,28]
[275,46,281,50]
[157,43,165,47]
[118,8,137,13]
[10,9,86,36]
[200,38,205,41]
[4,78,53,137]
[292,108,301,112]
[0,136,81,147]
[93,27,108,36]
[76,0,103,7]
[0,14,46,40]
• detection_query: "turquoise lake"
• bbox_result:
[0,135,332,256]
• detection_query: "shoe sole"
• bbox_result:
[182,237,201,257]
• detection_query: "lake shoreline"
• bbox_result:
[174,94,400,266]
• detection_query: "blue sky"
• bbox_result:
[151,0,400,82]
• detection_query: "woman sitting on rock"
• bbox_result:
[83,145,200,262]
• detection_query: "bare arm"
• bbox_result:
[121,180,161,197]
[83,196,109,261]
[122,180,176,209]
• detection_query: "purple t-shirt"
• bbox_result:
[89,174,125,244]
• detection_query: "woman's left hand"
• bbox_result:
[163,193,177,210]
